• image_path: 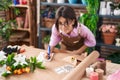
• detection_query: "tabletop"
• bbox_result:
[0,45,120,80]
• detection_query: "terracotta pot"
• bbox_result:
[102,32,116,45]
[16,16,25,28]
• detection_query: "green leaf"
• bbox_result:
[2,72,11,77]
[36,62,45,69]
[0,60,5,66]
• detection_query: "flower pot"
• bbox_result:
[68,0,77,4]
[114,9,120,16]
[57,0,65,3]
[13,0,19,5]
[16,16,25,28]
[47,0,54,3]
[102,32,116,45]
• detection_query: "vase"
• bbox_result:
[68,0,77,4]
[102,32,116,45]
[16,16,25,28]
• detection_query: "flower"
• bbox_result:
[99,24,118,33]
[13,54,28,66]
[0,53,45,77]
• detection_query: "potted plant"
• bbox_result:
[0,0,12,10]
[42,35,50,49]
[13,8,25,28]
[110,2,120,15]
[0,0,12,20]
[99,24,117,44]
[0,18,17,49]
[79,0,99,36]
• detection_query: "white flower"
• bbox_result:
[0,65,11,76]
[0,51,6,61]
[37,52,45,62]
[13,54,28,66]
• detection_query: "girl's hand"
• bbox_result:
[44,52,49,60]
[43,52,54,61]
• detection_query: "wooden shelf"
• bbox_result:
[40,2,86,8]
[99,15,120,19]
[9,0,37,47]
[12,27,30,32]
[22,38,30,42]
[96,42,120,50]
[10,4,29,8]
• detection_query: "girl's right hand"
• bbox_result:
[44,52,49,60]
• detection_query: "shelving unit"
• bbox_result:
[39,1,120,56]
[9,0,37,47]
[96,15,120,58]
[38,1,86,48]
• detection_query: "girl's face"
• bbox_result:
[58,17,74,34]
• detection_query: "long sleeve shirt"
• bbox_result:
[49,23,96,47]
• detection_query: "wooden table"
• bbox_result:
[0,45,120,80]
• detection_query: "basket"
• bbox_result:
[42,18,55,28]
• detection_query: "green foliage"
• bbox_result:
[42,35,50,44]
[6,53,16,66]
[106,52,120,64]
[0,60,5,66]
[0,53,45,77]
[13,8,21,16]
[27,57,45,72]
[0,0,12,10]
[110,2,120,10]
[79,0,100,36]
[0,18,17,41]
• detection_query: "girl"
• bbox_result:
[46,6,96,56]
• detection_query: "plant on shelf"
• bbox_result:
[99,24,118,33]
[99,24,117,44]
[13,8,25,28]
[0,0,12,11]
[109,1,120,15]
[79,0,100,53]
[0,0,12,20]
[0,18,17,41]
[41,7,55,28]
[79,0,100,36]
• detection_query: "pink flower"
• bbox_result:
[99,24,117,33]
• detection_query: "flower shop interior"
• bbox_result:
[0,0,120,80]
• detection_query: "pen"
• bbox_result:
[48,45,50,59]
